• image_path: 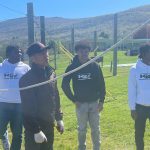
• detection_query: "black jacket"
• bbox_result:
[19,63,63,134]
[62,55,106,103]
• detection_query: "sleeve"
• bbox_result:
[53,73,63,121]
[96,65,106,103]
[61,66,76,102]
[27,65,31,71]
[19,78,40,134]
[128,67,137,110]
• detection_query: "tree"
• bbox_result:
[99,32,109,39]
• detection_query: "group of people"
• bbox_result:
[0,41,105,150]
[0,40,149,150]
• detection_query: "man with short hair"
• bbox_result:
[128,43,150,150]
[62,40,106,150]
[19,42,64,150]
[0,45,30,150]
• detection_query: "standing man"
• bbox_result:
[0,45,30,150]
[62,40,106,150]
[19,42,64,150]
[128,43,150,150]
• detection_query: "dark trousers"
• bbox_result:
[135,104,150,150]
[0,102,22,150]
[25,128,54,150]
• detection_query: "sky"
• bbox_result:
[0,0,150,21]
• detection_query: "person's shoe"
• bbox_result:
[2,138,10,150]
[2,131,10,150]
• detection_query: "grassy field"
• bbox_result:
[1,51,150,150]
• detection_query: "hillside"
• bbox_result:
[0,4,150,46]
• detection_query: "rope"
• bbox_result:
[59,42,74,58]
[0,3,26,16]
[93,46,99,53]
[58,46,73,60]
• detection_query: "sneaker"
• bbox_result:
[2,131,10,150]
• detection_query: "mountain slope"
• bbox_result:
[0,4,150,46]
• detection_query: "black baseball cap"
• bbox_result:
[26,42,52,57]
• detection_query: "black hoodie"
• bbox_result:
[62,55,106,103]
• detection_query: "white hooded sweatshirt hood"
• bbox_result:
[128,59,150,110]
[0,59,30,103]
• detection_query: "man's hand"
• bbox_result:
[131,110,137,120]
[74,101,81,107]
[34,131,47,143]
[56,120,64,134]
[98,102,104,112]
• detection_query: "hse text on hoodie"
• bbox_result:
[128,59,150,110]
[62,55,106,103]
[0,59,30,103]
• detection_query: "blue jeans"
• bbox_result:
[0,102,23,150]
[76,101,100,150]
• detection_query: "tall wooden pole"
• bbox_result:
[71,26,75,53]
[94,30,97,56]
[113,13,118,76]
[27,2,34,46]
[40,16,45,45]
[54,43,57,70]
[27,2,34,65]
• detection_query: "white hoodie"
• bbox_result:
[0,59,30,103]
[128,59,150,110]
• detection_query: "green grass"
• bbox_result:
[1,51,150,150]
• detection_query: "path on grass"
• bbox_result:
[103,63,135,67]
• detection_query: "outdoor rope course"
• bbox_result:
[1,14,150,92]
[0,12,150,91]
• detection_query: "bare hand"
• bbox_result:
[56,120,64,134]
[74,101,81,107]
[131,110,137,120]
[98,102,103,112]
